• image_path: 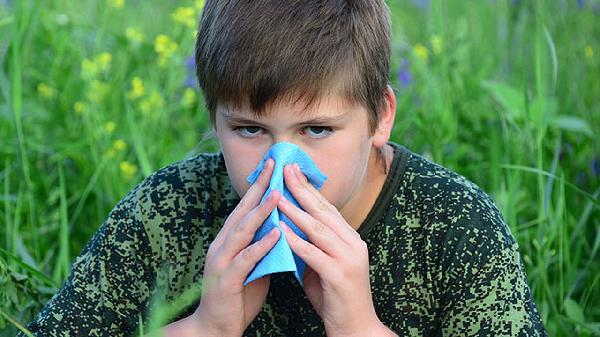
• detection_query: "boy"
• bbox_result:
[21,0,547,336]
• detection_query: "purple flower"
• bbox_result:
[396,59,413,89]
[410,0,429,10]
[592,157,600,177]
[576,172,587,186]
[184,55,198,88]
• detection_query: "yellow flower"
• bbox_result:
[125,27,144,43]
[112,139,127,152]
[182,88,197,108]
[108,0,124,9]
[172,7,196,28]
[119,161,138,180]
[413,43,429,62]
[74,101,87,114]
[127,76,145,100]
[585,45,594,59]
[108,139,127,158]
[155,34,177,55]
[140,90,165,117]
[37,83,55,98]
[430,35,442,54]
[103,121,116,133]
[155,34,178,66]
[81,58,98,79]
[96,52,112,72]
[81,52,112,79]
[86,80,109,102]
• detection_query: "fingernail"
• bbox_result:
[293,164,306,182]
[267,228,279,237]
[268,190,280,201]
[280,221,289,231]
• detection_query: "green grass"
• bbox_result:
[1,0,599,336]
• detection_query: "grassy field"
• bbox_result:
[1,0,599,336]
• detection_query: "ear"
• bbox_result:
[372,85,396,148]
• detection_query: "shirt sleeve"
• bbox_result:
[437,215,547,336]
[19,194,157,337]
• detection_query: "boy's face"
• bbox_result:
[214,91,391,214]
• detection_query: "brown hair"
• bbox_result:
[195,0,392,172]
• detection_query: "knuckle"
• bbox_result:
[317,199,329,212]
[241,244,258,262]
[311,220,326,234]
[300,243,313,258]
[234,221,246,233]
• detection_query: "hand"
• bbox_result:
[277,163,386,337]
[191,158,282,337]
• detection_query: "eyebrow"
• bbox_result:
[222,113,346,127]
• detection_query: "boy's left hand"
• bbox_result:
[277,163,393,337]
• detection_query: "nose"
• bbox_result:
[267,137,308,161]
[271,134,298,147]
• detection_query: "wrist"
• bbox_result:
[162,313,240,337]
[372,322,399,337]
[162,314,204,337]
[326,318,398,337]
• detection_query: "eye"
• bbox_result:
[231,125,334,139]
[303,126,333,139]
[233,126,263,138]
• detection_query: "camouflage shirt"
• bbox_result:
[21,142,547,336]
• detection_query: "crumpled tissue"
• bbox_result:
[243,142,327,287]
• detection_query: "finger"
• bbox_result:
[219,190,281,261]
[280,221,339,283]
[223,227,281,287]
[277,194,344,257]
[214,158,275,246]
[283,163,361,243]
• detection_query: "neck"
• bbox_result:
[340,144,393,231]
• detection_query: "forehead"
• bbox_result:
[218,92,360,120]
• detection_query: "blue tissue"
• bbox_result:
[243,142,327,287]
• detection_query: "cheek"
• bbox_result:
[310,141,368,208]
[220,139,265,198]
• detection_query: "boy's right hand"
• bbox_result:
[191,158,281,337]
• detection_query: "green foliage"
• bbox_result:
[1,0,599,336]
